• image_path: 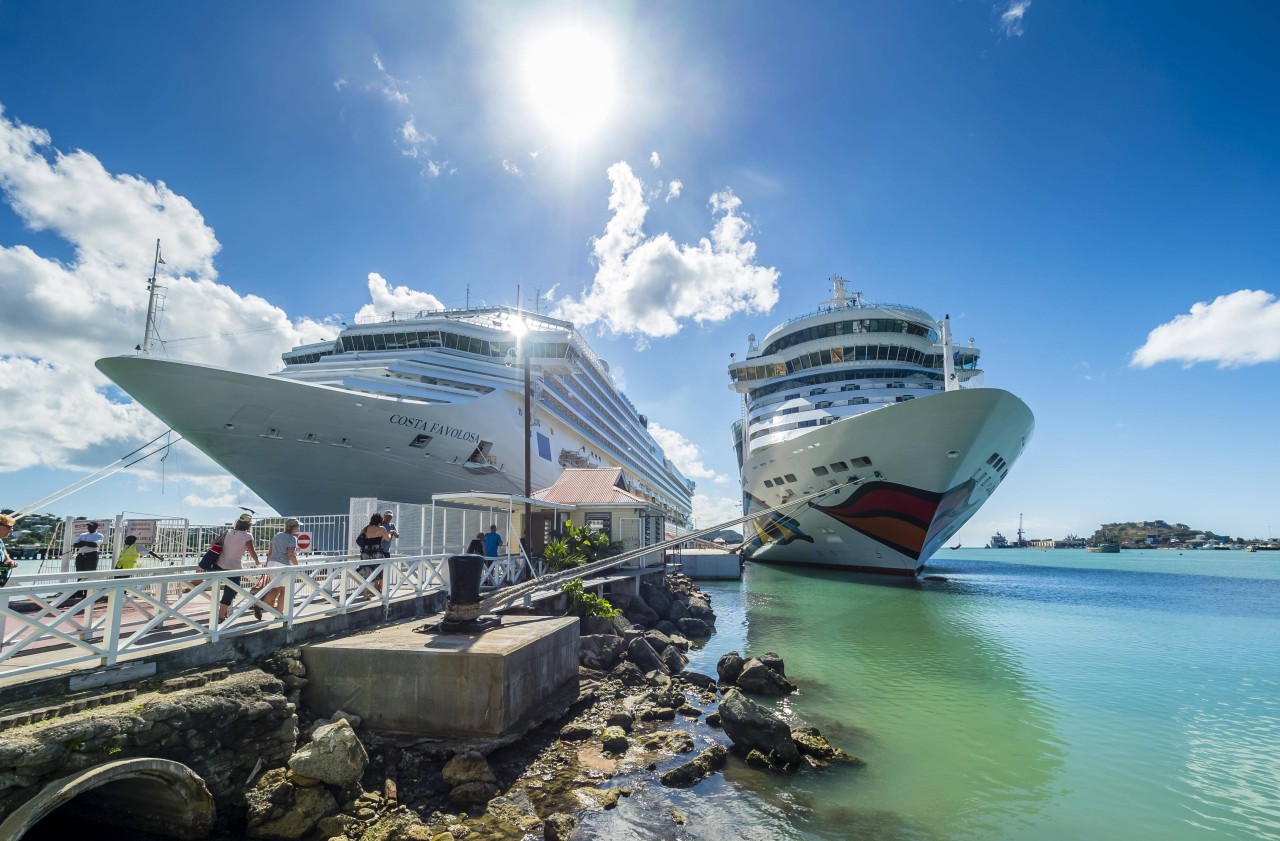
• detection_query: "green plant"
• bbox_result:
[543,522,622,571]
[561,578,620,620]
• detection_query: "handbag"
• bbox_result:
[198,533,225,571]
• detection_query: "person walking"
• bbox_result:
[483,524,504,558]
[217,513,259,623]
[260,518,300,616]
[381,509,399,557]
[357,514,390,599]
[0,514,18,587]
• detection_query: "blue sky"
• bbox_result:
[1,1,1278,545]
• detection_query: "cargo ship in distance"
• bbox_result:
[730,278,1035,575]
[97,305,694,536]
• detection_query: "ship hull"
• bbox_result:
[98,356,593,514]
[740,388,1034,575]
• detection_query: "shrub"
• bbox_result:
[561,578,620,619]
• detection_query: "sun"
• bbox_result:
[523,26,617,140]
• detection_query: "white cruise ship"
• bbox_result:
[729,278,1034,575]
[97,306,694,534]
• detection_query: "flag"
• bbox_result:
[157,252,166,265]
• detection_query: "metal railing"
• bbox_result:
[0,554,453,680]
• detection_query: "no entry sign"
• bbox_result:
[296,532,312,552]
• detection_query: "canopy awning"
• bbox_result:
[430,492,575,512]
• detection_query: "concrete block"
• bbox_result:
[670,550,742,580]
[301,615,579,737]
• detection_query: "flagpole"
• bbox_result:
[142,238,162,354]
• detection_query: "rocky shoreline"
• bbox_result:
[241,573,859,841]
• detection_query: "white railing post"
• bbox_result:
[101,584,125,666]
[285,568,297,643]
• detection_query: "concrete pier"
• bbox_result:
[301,614,579,737]
[669,549,742,579]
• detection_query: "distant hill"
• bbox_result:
[700,529,744,545]
[1088,521,1239,546]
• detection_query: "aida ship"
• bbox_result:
[729,278,1034,575]
[97,306,694,532]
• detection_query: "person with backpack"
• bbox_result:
[216,513,259,622]
[355,513,390,599]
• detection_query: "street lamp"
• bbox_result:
[511,316,533,564]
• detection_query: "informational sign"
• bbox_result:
[296,532,313,552]
[126,520,158,544]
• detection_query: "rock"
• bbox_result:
[287,720,368,788]
[665,600,687,622]
[574,786,626,810]
[735,658,797,696]
[606,711,634,732]
[600,725,629,753]
[449,781,500,806]
[643,630,676,651]
[684,596,716,624]
[640,730,695,754]
[681,671,717,690]
[640,582,673,616]
[668,633,692,652]
[676,617,712,638]
[543,813,576,841]
[558,723,593,742]
[660,645,687,674]
[639,707,676,721]
[315,815,360,839]
[792,725,856,763]
[659,744,728,788]
[718,689,799,766]
[247,783,337,840]
[442,751,496,786]
[745,749,770,768]
[716,652,745,685]
[611,661,647,686]
[362,812,432,841]
[654,620,679,637]
[626,637,668,675]
[580,615,619,636]
[705,712,722,728]
[645,670,672,687]
[485,788,542,834]
[757,652,785,676]
[678,704,702,718]
[579,634,625,670]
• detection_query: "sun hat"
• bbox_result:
[284,517,300,530]
[237,513,253,523]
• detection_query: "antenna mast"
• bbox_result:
[141,239,165,354]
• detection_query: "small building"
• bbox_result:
[531,468,668,565]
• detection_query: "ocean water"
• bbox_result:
[584,548,1280,840]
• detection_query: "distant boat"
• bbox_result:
[988,532,1010,549]
[1087,541,1120,554]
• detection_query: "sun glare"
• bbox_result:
[524,26,616,140]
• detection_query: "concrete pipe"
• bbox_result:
[0,757,215,841]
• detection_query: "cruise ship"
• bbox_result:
[729,278,1034,575]
[97,306,695,534]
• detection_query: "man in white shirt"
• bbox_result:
[71,521,105,600]
[381,510,399,557]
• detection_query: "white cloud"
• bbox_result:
[648,422,730,484]
[502,159,522,176]
[372,53,409,104]
[1131,290,1280,368]
[399,118,434,156]
[998,1,1030,37]
[552,162,780,338]
[0,105,428,507]
[693,493,743,531]
[355,273,446,322]
[333,78,348,92]
[650,151,661,168]
[666,179,683,202]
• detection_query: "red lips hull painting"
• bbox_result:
[811,479,979,561]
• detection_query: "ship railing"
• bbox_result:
[0,554,455,680]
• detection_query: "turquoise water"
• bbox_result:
[586,548,1280,840]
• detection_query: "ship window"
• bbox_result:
[830,461,848,472]
[821,417,834,425]
[812,466,829,476]
[816,402,832,409]
[798,420,817,428]
[987,453,999,465]
[888,382,905,389]
[763,479,774,488]
[772,477,785,486]
[784,474,797,483]
[841,384,860,391]
[333,438,352,448]
[831,347,843,363]
[820,350,832,365]
[896,395,915,402]
[850,456,872,468]
[409,434,433,449]
[850,397,869,405]
[809,388,825,396]
[299,433,320,443]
